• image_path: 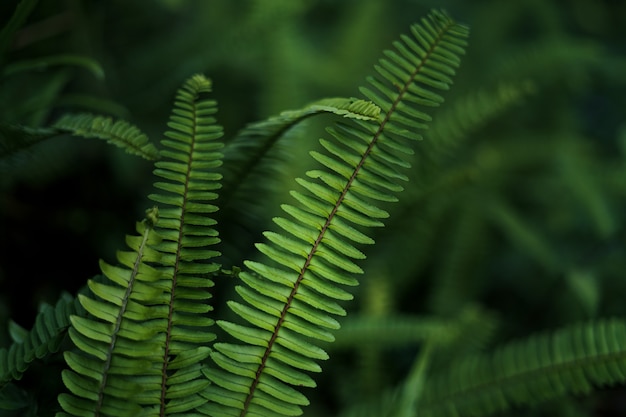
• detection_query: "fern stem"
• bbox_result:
[240,17,456,417]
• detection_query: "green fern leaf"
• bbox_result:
[0,294,85,386]
[145,73,224,415]
[203,9,469,417]
[53,113,159,160]
[58,212,165,417]
[420,318,626,417]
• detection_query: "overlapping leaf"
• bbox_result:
[58,74,224,416]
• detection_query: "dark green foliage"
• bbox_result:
[1,1,626,417]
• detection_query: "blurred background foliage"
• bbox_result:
[0,0,625,416]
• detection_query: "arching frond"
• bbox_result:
[54,113,159,160]
[420,318,626,417]
[0,294,85,386]
[219,97,381,208]
[202,9,469,417]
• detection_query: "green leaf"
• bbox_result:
[53,113,159,160]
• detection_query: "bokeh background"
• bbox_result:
[1,0,626,416]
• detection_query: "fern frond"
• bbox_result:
[203,9,469,417]
[53,113,159,160]
[59,74,224,416]
[220,97,381,208]
[146,73,223,415]
[307,98,381,121]
[0,294,85,386]
[420,318,626,417]
[58,211,166,417]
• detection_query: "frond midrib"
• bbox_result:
[240,17,457,416]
